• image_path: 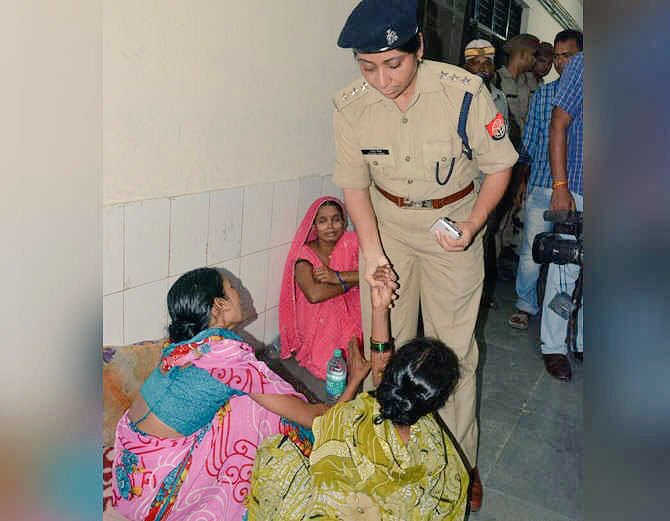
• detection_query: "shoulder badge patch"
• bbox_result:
[486,112,506,141]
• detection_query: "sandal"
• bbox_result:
[508,311,530,330]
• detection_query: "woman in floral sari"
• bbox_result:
[111,267,368,521]
[248,267,470,521]
[279,196,362,379]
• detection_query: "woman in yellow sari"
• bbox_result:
[247,267,469,521]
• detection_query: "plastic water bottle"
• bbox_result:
[325,349,347,402]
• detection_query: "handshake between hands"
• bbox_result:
[345,263,398,389]
[371,264,397,310]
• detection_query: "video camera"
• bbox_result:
[532,210,583,266]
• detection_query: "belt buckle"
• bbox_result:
[402,198,431,209]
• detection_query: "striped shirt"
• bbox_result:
[519,80,559,188]
[552,52,583,195]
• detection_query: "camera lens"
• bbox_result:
[532,233,581,265]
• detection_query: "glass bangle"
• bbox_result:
[370,338,393,353]
[335,271,349,292]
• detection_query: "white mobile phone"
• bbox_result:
[430,217,463,239]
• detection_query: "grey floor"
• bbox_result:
[269,279,583,521]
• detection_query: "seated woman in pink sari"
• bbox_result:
[110,267,367,521]
[279,197,362,379]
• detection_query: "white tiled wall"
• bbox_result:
[245,311,266,345]
[265,243,291,310]
[103,292,124,346]
[214,257,241,280]
[169,192,210,276]
[103,174,343,346]
[124,198,170,288]
[321,175,344,203]
[241,183,273,256]
[207,187,243,264]
[239,250,270,318]
[264,306,279,345]
[297,175,324,222]
[124,280,168,344]
[103,205,124,295]
[270,179,299,247]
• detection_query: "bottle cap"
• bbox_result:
[333,348,343,357]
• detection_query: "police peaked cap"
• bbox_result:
[338,0,419,53]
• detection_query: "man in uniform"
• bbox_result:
[495,33,540,147]
[492,33,539,283]
[463,38,510,309]
[332,0,518,511]
[463,38,508,128]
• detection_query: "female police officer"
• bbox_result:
[332,0,518,511]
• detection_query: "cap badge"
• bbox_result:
[386,29,399,46]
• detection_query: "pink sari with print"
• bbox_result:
[279,197,362,379]
[111,334,309,521]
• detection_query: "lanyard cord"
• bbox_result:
[435,158,456,186]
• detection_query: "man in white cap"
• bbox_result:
[464,39,508,126]
[464,38,510,309]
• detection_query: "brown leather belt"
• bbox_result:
[375,181,474,209]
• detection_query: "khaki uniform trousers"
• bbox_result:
[360,187,483,467]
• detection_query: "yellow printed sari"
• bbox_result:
[247,392,469,521]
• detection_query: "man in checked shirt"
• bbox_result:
[508,30,583,343]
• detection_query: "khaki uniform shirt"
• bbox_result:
[490,83,509,128]
[496,65,533,149]
[476,83,510,191]
[332,60,518,201]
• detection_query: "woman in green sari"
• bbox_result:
[247,266,470,521]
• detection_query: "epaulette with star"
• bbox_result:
[437,64,483,95]
[333,78,372,111]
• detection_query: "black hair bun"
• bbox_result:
[376,337,460,426]
[168,320,200,343]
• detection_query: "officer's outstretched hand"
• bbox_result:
[371,265,395,310]
[365,255,398,290]
[434,221,477,252]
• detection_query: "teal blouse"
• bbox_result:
[139,328,246,436]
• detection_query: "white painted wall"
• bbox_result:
[524,0,582,40]
[559,0,583,28]
[521,0,583,82]
[104,0,360,205]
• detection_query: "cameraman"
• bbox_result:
[540,51,584,381]
[508,30,583,331]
